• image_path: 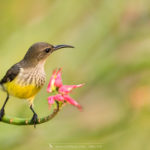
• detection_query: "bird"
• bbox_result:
[0,42,74,127]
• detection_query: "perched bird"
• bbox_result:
[0,42,74,126]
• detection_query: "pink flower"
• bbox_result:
[48,94,64,109]
[47,68,63,93]
[54,69,63,87]
[48,96,55,109]
[48,94,82,110]
[47,69,84,110]
[58,84,84,95]
[62,94,82,110]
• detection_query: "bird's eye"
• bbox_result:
[45,48,51,53]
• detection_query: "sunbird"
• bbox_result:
[0,42,74,126]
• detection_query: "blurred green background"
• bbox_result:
[0,0,150,149]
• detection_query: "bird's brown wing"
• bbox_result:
[0,64,20,84]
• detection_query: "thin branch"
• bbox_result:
[1,101,61,126]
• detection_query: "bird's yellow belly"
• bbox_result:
[4,79,41,100]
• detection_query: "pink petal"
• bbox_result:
[63,94,82,110]
[48,96,55,109]
[54,68,63,88]
[47,69,63,93]
[47,69,57,93]
[53,94,64,102]
[47,78,55,93]
[59,84,84,94]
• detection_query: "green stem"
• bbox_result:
[1,101,61,126]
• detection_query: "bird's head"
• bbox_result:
[23,42,74,65]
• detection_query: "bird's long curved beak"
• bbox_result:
[53,44,74,51]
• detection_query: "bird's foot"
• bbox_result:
[0,108,5,121]
[31,113,38,128]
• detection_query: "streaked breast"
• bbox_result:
[16,66,46,88]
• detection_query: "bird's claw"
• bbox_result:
[0,108,5,121]
[31,113,38,128]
